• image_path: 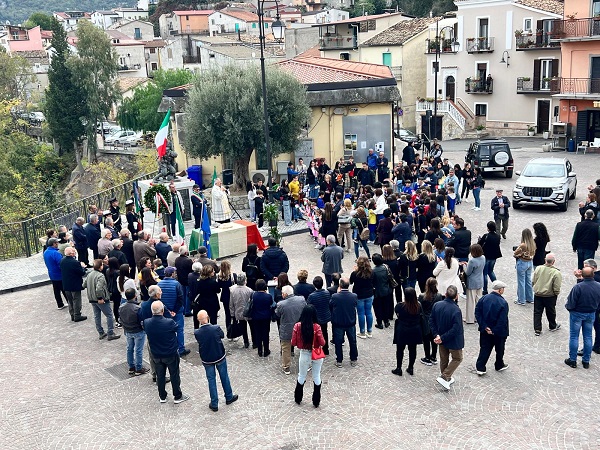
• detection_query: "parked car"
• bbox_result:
[465,138,514,178]
[28,112,45,123]
[512,157,577,212]
[394,128,423,150]
[121,131,143,147]
[105,130,137,145]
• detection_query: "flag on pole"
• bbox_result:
[201,199,212,258]
[155,108,171,158]
[212,166,217,185]
[132,180,142,214]
[173,195,185,244]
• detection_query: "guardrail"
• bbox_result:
[0,172,157,260]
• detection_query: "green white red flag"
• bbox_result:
[155,108,171,158]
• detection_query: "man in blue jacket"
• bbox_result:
[429,285,464,390]
[144,300,189,404]
[330,278,358,367]
[195,310,238,412]
[43,238,67,309]
[475,280,510,375]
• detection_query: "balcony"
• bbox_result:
[465,36,494,53]
[390,66,402,81]
[465,77,493,94]
[118,64,142,71]
[516,77,560,94]
[424,40,459,54]
[515,33,560,50]
[319,35,357,50]
[550,18,600,40]
[555,78,600,97]
[169,29,209,36]
[183,55,200,64]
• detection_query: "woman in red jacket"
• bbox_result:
[291,304,325,407]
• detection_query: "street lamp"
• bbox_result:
[432,20,459,144]
[257,0,284,190]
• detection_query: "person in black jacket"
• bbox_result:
[260,238,290,281]
[478,221,502,295]
[191,184,203,229]
[85,215,101,260]
[447,217,472,262]
[175,248,194,316]
[60,247,88,322]
[571,209,600,269]
[120,288,150,376]
[392,288,423,376]
[307,276,332,355]
[330,278,358,367]
[490,188,511,239]
[356,162,375,187]
[120,229,136,280]
[294,269,316,300]
[474,280,510,375]
[194,310,239,412]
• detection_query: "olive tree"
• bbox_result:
[183,65,310,189]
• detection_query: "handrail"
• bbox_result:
[415,100,465,130]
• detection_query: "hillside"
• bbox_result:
[0,0,137,25]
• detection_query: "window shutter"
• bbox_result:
[533,59,541,90]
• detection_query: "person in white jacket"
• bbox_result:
[433,247,462,297]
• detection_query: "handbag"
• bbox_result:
[358,219,370,240]
[227,320,244,339]
[311,331,325,360]
[384,263,399,288]
[242,293,254,318]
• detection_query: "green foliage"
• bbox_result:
[117,69,194,132]
[144,183,172,214]
[352,0,387,16]
[149,0,207,27]
[23,12,54,30]
[183,66,310,190]
[0,1,137,24]
[45,18,87,155]
[388,0,457,17]
[71,20,120,161]
[0,49,35,102]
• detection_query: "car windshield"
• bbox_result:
[522,163,565,177]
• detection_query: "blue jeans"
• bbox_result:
[125,330,146,370]
[354,239,371,259]
[309,184,319,199]
[356,296,373,333]
[203,359,234,408]
[483,259,497,293]
[292,203,301,220]
[92,301,115,336]
[473,187,481,208]
[298,348,324,385]
[174,311,186,354]
[516,259,533,304]
[182,285,190,315]
[333,325,358,363]
[577,248,596,270]
[569,311,596,362]
[402,279,417,289]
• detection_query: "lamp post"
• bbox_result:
[432,20,459,143]
[257,0,284,189]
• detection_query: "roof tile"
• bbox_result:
[276,56,393,84]
[363,16,440,46]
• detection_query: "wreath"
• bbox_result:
[144,183,172,215]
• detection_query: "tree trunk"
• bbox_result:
[233,149,252,191]
[70,141,85,182]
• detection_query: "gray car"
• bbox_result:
[512,157,577,212]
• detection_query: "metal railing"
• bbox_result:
[424,41,458,54]
[516,77,560,93]
[415,100,466,130]
[390,66,402,80]
[319,35,357,50]
[465,37,494,53]
[558,77,600,94]
[465,77,493,93]
[515,33,560,49]
[551,18,600,39]
[183,55,201,64]
[0,172,157,261]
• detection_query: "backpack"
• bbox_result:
[245,256,259,279]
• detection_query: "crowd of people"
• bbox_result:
[41,147,600,405]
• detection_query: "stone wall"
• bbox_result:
[202,190,249,211]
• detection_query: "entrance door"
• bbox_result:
[445,75,455,101]
[536,100,550,133]
[382,52,392,67]
[591,57,600,93]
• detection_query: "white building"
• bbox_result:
[109,19,154,40]
[53,11,91,32]
[301,9,349,24]
[113,8,149,21]
[209,8,262,35]
[91,11,120,30]
[107,30,147,78]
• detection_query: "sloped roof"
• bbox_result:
[455,0,563,16]
[296,45,321,58]
[173,10,213,16]
[118,77,148,93]
[106,30,145,45]
[363,16,440,46]
[277,56,393,84]
[144,39,166,48]
[215,8,261,22]
[14,50,49,64]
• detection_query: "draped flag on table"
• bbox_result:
[212,166,217,185]
[201,198,212,258]
[155,108,171,158]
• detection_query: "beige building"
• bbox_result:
[420,0,563,139]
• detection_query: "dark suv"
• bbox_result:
[465,138,514,178]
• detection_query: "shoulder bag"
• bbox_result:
[358,218,370,241]
[311,328,325,360]
[384,263,399,288]
[242,293,254,318]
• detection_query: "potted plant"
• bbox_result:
[522,77,531,81]
[262,202,279,228]
[514,29,523,37]
[543,130,550,139]
[528,125,535,136]
[476,124,486,135]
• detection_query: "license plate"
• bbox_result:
[530,197,543,201]
[480,161,489,167]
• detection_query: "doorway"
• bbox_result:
[537,100,550,134]
[445,76,455,101]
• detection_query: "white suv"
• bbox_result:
[512,157,577,212]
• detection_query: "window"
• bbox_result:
[186,15,189,20]
[594,0,600,17]
[523,18,532,32]
[340,52,350,60]
[149,47,156,54]
[252,23,256,28]
[382,52,391,67]
[134,27,141,39]
[151,62,158,70]
[475,104,487,116]
[478,18,489,39]
[167,48,173,59]
[265,23,268,28]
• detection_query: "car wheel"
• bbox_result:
[569,187,576,200]
[513,202,522,209]
[558,199,568,212]
[505,170,513,178]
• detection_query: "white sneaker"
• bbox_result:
[357,332,367,339]
[474,207,481,211]
[476,370,487,376]
[471,206,476,210]
[436,376,451,390]
[365,332,372,338]
[449,377,455,385]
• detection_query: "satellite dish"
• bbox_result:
[252,172,266,183]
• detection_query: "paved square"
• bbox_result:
[1,147,599,449]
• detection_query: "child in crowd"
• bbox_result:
[367,201,377,242]
[447,185,457,216]
[316,191,326,209]
[153,258,165,280]
[255,190,265,228]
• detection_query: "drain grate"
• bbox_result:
[104,360,151,381]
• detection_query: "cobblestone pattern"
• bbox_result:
[0,147,599,448]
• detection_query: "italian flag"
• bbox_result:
[173,194,185,244]
[155,108,171,158]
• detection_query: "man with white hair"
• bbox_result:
[532,253,562,336]
[155,232,172,267]
[275,285,306,375]
[108,239,128,266]
[229,273,254,348]
[211,178,231,223]
[143,300,188,404]
[97,229,113,258]
[133,229,156,267]
[376,150,389,182]
[321,235,344,288]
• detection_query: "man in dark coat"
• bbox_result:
[474,280,509,375]
[321,235,344,288]
[402,141,416,165]
[447,217,472,262]
[356,162,375,187]
[155,232,172,267]
[429,285,464,390]
[60,246,87,322]
[191,184,203,229]
[108,239,128,267]
[490,188,510,239]
[72,217,89,267]
[108,197,122,232]
[120,229,136,279]
[330,277,358,367]
[84,215,101,260]
[175,247,194,317]
[571,209,600,269]
[260,237,289,281]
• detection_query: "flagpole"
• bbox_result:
[152,192,159,239]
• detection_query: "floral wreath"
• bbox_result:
[144,183,172,214]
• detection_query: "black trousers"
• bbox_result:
[253,319,271,355]
[222,300,232,329]
[154,354,182,401]
[461,182,470,198]
[77,247,89,266]
[533,295,557,332]
[51,280,66,308]
[194,214,201,229]
[423,332,438,360]
[319,322,330,355]
[476,332,506,372]
[111,292,121,322]
[374,294,393,324]
[396,344,417,369]
[236,319,250,346]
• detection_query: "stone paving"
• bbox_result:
[1,146,599,449]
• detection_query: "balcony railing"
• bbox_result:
[465,36,494,53]
[390,66,402,80]
[319,35,357,50]
[118,64,142,71]
[424,40,458,54]
[170,29,210,36]
[515,33,560,50]
[183,55,200,64]
[516,77,560,94]
[558,77,600,95]
[465,77,493,94]
[551,18,600,40]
